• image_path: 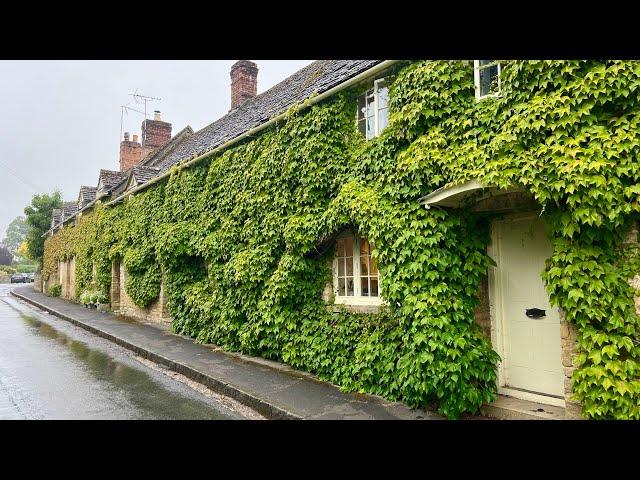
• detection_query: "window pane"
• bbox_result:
[346,278,354,296]
[370,255,378,275]
[370,278,379,297]
[338,278,345,296]
[361,257,368,276]
[378,85,388,110]
[337,238,345,257]
[378,108,388,133]
[479,60,494,67]
[358,94,366,121]
[479,64,499,97]
[358,118,366,136]
[367,117,375,140]
[344,236,353,255]
[366,92,375,118]
[346,257,353,276]
[338,258,345,276]
[361,277,369,296]
[360,238,370,255]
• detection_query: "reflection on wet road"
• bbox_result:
[0,285,237,419]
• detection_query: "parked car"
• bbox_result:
[10,273,27,283]
[26,272,35,282]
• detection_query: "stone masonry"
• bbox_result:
[115,260,170,325]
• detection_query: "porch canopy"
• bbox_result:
[418,179,525,210]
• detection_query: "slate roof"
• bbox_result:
[131,165,161,185]
[151,60,383,173]
[98,169,126,194]
[59,60,385,224]
[140,125,194,169]
[51,208,61,228]
[78,186,97,208]
[61,202,78,221]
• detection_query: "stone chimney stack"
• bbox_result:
[119,132,143,172]
[230,60,258,110]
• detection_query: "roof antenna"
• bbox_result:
[120,95,160,169]
[129,90,162,124]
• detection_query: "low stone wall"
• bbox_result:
[0,274,10,284]
[43,263,59,295]
[34,272,42,292]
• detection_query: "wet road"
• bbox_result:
[0,284,240,419]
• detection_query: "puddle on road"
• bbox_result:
[16,311,235,420]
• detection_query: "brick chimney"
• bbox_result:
[230,60,258,110]
[141,110,172,151]
[119,131,143,172]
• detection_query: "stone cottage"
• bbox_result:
[41,60,640,419]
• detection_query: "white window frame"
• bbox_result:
[474,60,502,100]
[332,232,383,306]
[357,78,389,140]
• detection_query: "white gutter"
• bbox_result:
[105,60,400,207]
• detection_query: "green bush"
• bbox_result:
[79,289,108,306]
[12,264,37,273]
[48,283,62,297]
[0,265,17,275]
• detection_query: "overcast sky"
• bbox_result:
[0,60,313,236]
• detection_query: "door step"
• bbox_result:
[481,395,566,420]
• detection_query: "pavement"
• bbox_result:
[11,286,437,420]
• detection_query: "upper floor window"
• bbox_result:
[334,233,381,305]
[474,60,502,99]
[358,78,388,140]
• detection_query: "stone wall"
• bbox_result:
[43,263,58,294]
[110,259,121,311]
[473,275,491,339]
[560,313,581,418]
[58,258,76,300]
[58,261,67,297]
[69,257,76,299]
[115,261,170,325]
[34,272,42,292]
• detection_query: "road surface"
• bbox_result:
[0,283,244,420]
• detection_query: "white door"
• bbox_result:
[492,214,563,398]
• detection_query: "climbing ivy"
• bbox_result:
[43,60,640,419]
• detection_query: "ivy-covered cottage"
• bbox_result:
[41,60,640,419]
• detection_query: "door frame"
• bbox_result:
[487,211,565,407]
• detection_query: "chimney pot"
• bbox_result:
[154,110,161,121]
[120,133,142,172]
[230,60,258,110]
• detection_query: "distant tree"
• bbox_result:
[24,191,62,265]
[2,215,29,253]
[0,244,13,265]
[16,241,29,260]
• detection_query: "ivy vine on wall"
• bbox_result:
[43,60,640,419]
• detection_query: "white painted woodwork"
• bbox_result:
[491,213,563,399]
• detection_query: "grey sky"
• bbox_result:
[0,60,313,236]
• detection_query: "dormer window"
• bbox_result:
[474,60,502,99]
[333,232,382,306]
[357,78,389,140]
